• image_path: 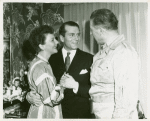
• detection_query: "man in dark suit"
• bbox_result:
[26,21,93,118]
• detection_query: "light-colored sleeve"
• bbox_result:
[112,48,139,118]
[32,65,55,107]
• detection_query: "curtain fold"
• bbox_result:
[64,3,148,117]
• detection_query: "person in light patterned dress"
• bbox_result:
[22,25,63,118]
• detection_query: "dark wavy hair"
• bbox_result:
[59,21,80,37]
[22,25,54,61]
[90,9,118,30]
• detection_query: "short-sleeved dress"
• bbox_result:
[27,56,62,119]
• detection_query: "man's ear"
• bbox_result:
[39,44,44,50]
[60,35,64,43]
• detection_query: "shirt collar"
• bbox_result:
[37,54,48,63]
[109,34,125,50]
[62,47,76,56]
[100,34,125,55]
[95,34,125,60]
[62,47,77,62]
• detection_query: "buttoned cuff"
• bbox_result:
[73,82,79,93]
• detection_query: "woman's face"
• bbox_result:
[42,33,58,55]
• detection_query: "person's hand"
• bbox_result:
[26,91,42,107]
[60,73,78,89]
[56,86,64,103]
[51,89,59,102]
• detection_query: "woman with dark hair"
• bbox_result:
[22,25,63,118]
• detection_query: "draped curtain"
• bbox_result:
[64,3,148,117]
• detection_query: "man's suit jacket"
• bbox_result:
[49,48,93,118]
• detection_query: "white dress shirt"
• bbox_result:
[62,47,76,63]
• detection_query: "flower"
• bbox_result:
[34,20,40,27]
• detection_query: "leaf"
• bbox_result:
[34,20,40,27]
[54,13,64,23]
[24,24,34,39]
[41,9,63,26]
[12,8,25,25]
[19,29,25,45]
[26,4,39,20]
[13,3,23,13]
[19,14,25,24]
[3,3,9,13]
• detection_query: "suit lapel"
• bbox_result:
[57,49,66,72]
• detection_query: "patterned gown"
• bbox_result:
[27,56,62,119]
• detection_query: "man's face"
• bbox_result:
[90,19,105,44]
[62,25,80,51]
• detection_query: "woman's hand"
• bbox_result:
[26,91,42,107]
[56,86,64,103]
[51,85,64,105]
[51,90,59,101]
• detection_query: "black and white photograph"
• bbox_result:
[1,0,148,119]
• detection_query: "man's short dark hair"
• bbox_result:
[90,9,118,30]
[59,21,80,37]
